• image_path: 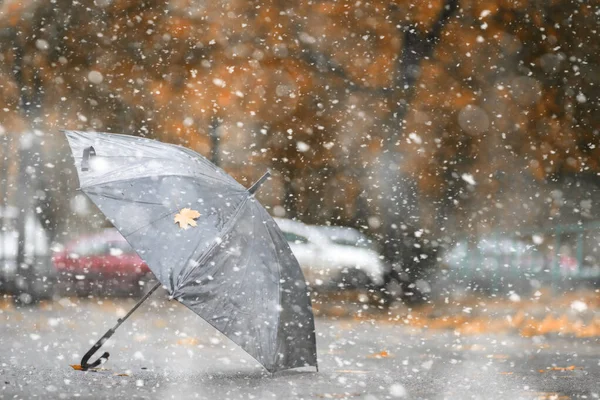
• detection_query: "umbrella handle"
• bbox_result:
[80,329,114,369]
[79,281,162,370]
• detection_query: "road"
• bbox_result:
[0,294,598,399]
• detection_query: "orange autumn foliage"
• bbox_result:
[0,0,598,234]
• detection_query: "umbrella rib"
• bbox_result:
[74,153,231,185]
[172,293,278,373]
[84,189,167,206]
[85,185,241,208]
[176,203,287,372]
[80,171,237,191]
[218,204,265,333]
[258,210,284,367]
[121,209,179,238]
[173,196,251,292]
[74,155,166,159]
[67,130,241,188]
[259,206,317,371]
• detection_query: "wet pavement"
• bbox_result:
[0,294,598,399]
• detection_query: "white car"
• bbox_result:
[274,218,386,289]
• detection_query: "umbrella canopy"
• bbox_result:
[64,130,317,373]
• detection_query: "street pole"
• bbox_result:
[210,116,221,167]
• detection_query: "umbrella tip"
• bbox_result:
[248,170,271,195]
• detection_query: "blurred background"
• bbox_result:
[0,0,599,306]
[1,1,600,398]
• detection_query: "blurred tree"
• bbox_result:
[0,0,598,282]
[402,0,600,238]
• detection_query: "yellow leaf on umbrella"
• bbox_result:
[174,208,201,229]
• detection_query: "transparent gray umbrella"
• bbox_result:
[64,130,317,373]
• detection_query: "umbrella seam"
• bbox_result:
[84,189,168,206]
[259,208,284,369]
[178,200,279,371]
[67,130,241,188]
[225,203,274,367]
[84,182,244,212]
[172,293,280,373]
[121,209,179,238]
[173,195,251,293]
[262,207,317,370]
[80,171,237,191]
[71,152,229,184]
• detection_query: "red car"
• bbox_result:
[52,229,151,296]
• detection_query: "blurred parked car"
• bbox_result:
[316,225,380,250]
[52,228,151,296]
[441,235,545,294]
[443,236,538,272]
[274,218,386,290]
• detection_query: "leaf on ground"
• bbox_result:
[176,337,200,346]
[154,319,167,328]
[70,364,108,372]
[115,373,129,377]
[532,392,571,400]
[550,365,582,371]
[174,208,201,229]
[367,350,391,359]
[539,366,582,373]
[489,354,509,359]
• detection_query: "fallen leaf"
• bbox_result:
[539,366,583,373]
[70,364,108,372]
[550,366,582,371]
[133,334,148,342]
[176,337,200,346]
[487,354,509,359]
[115,373,129,377]
[367,350,391,359]
[154,319,167,328]
[533,392,571,400]
[174,208,201,229]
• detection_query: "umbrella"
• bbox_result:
[63,130,318,374]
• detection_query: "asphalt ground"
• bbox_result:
[0,293,598,400]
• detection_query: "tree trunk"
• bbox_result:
[378,0,460,282]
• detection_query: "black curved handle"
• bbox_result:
[80,328,114,370]
[77,282,162,371]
